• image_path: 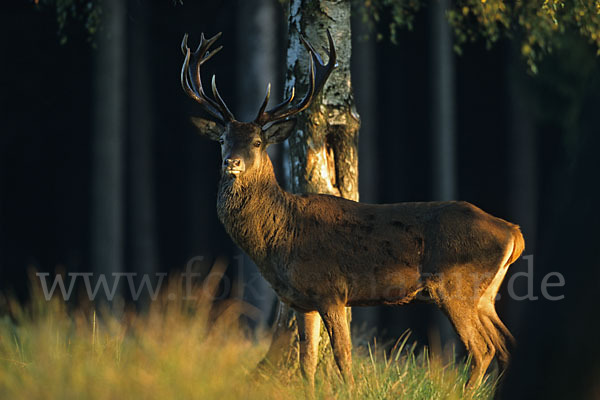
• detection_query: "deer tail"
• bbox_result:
[507,225,525,265]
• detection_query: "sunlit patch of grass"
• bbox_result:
[0,268,496,400]
[350,333,497,400]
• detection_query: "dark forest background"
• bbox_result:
[1,1,599,396]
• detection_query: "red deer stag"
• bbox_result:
[180,31,524,389]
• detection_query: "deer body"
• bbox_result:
[218,157,521,312]
[181,32,524,389]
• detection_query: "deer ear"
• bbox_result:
[190,117,224,141]
[262,119,297,144]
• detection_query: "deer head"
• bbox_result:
[181,31,336,178]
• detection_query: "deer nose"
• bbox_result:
[223,158,244,176]
[224,158,241,168]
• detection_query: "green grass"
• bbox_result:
[0,274,497,400]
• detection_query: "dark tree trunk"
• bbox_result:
[430,0,457,202]
[260,0,359,373]
[351,4,379,328]
[504,105,600,400]
[90,0,126,298]
[127,0,157,305]
[236,0,280,328]
[429,0,459,350]
[505,42,537,329]
[503,43,600,400]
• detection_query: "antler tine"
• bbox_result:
[285,41,317,112]
[256,83,272,120]
[258,39,317,122]
[195,32,223,65]
[190,44,222,108]
[211,75,236,121]
[255,86,296,125]
[181,44,224,120]
[297,30,337,102]
[254,30,337,126]
[181,33,188,55]
[180,32,235,122]
[316,29,337,94]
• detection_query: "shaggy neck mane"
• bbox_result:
[216,156,294,267]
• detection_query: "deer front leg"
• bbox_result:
[319,304,354,385]
[296,310,321,389]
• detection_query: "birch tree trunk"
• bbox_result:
[259,0,359,374]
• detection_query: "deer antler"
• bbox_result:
[181,32,235,123]
[254,30,337,126]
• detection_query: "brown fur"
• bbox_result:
[213,139,524,388]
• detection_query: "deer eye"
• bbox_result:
[218,139,224,145]
[253,140,262,148]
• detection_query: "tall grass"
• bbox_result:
[0,269,497,400]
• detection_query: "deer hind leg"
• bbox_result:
[482,305,514,346]
[477,238,517,371]
[319,304,354,385]
[477,293,515,371]
[434,279,494,388]
[296,311,321,389]
[444,305,494,388]
[478,307,509,371]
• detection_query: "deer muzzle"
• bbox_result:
[223,158,245,176]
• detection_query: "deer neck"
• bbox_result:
[216,156,292,268]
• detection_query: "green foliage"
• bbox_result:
[531,31,600,162]
[31,0,102,45]
[355,0,600,73]
[353,0,422,43]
